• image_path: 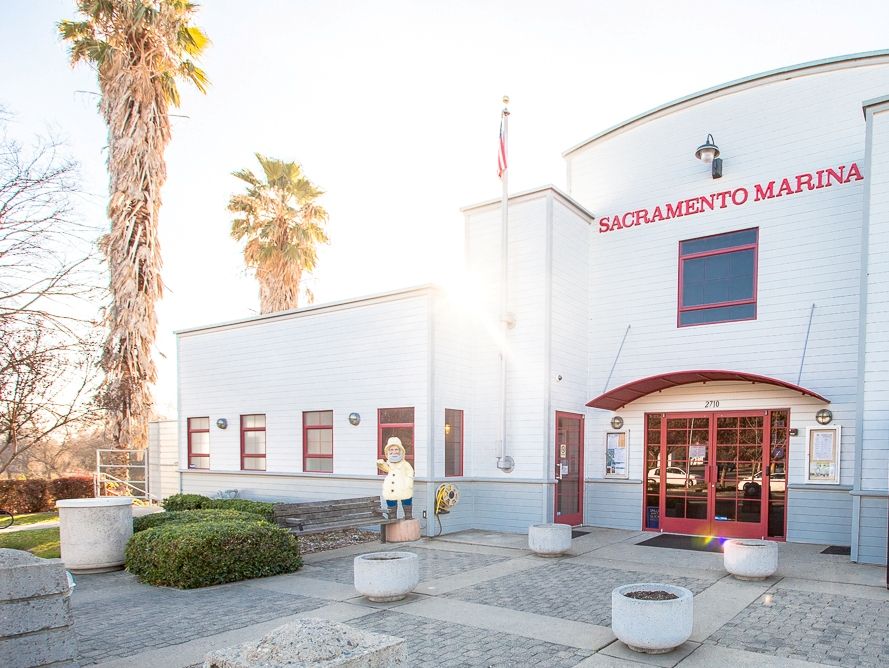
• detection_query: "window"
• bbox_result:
[303,410,333,472]
[378,407,414,471]
[444,409,463,476]
[678,228,758,326]
[240,414,266,471]
[187,417,210,469]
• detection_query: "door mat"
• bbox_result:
[572,529,592,539]
[821,545,851,555]
[637,533,725,553]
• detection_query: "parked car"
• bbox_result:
[737,471,786,494]
[647,466,700,487]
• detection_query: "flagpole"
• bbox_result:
[498,95,514,472]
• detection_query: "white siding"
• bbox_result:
[786,488,853,546]
[549,198,593,448]
[177,291,431,481]
[857,494,888,564]
[585,481,642,530]
[148,420,179,502]
[570,64,889,498]
[464,196,549,478]
[861,102,889,491]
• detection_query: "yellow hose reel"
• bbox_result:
[435,483,459,514]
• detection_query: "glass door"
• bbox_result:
[554,412,584,525]
[645,411,772,538]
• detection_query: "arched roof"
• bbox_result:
[564,50,889,157]
[587,370,829,411]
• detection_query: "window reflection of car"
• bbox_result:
[737,471,786,494]
[647,467,699,487]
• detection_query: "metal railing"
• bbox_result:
[95,448,160,504]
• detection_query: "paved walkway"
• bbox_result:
[68,528,889,667]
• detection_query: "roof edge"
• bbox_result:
[461,184,595,221]
[564,50,889,158]
[176,284,435,336]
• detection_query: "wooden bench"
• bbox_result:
[273,496,400,543]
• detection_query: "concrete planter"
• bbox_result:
[611,583,693,654]
[724,539,779,580]
[528,523,572,557]
[354,551,419,602]
[57,497,133,574]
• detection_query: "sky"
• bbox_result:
[2,0,889,417]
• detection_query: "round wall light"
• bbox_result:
[610,416,624,430]
[348,412,361,426]
[815,409,833,425]
[216,418,228,429]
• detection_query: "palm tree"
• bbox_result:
[228,154,329,313]
[59,1,209,450]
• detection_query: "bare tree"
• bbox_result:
[0,111,104,476]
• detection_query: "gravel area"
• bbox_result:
[297,528,379,554]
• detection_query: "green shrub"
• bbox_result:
[161,494,275,521]
[161,493,210,512]
[133,509,269,533]
[125,521,301,589]
[207,499,275,521]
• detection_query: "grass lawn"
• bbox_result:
[0,527,60,558]
[12,511,58,526]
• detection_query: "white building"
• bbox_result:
[153,51,889,564]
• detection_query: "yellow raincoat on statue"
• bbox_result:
[377,437,414,500]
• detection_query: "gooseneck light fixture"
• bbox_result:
[695,133,723,179]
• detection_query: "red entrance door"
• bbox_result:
[554,412,584,525]
[649,411,770,539]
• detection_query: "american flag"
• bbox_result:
[498,115,507,179]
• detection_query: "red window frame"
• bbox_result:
[303,410,333,473]
[187,417,210,469]
[444,408,464,477]
[240,414,266,471]
[678,228,758,327]
[377,407,415,473]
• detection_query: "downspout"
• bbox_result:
[176,334,183,494]
[851,103,876,562]
[426,290,437,536]
[542,193,554,519]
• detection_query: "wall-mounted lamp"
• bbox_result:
[445,423,451,436]
[216,418,228,429]
[695,133,723,179]
[815,409,833,425]
[348,412,361,426]
[610,416,624,430]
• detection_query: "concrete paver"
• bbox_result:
[705,588,889,668]
[62,527,889,667]
[446,561,715,624]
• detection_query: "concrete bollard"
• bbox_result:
[528,523,572,556]
[57,497,133,573]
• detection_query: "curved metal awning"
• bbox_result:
[587,370,829,411]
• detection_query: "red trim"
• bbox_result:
[187,417,210,469]
[677,228,758,327]
[302,410,333,473]
[240,414,266,471]
[587,369,829,411]
[554,411,584,526]
[377,407,415,474]
[444,408,464,477]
